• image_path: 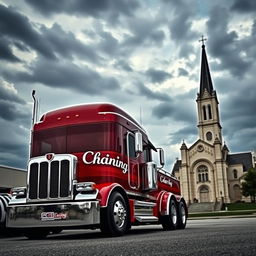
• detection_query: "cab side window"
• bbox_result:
[127,133,136,159]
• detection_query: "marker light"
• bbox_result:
[11,187,26,197]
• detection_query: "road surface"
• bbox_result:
[0,217,256,255]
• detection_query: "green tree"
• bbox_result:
[241,168,256,203]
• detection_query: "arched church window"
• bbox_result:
[198,173,202,182]
[206,131,212,141]
[208,104,212,119]
[233,169,238,179]
[197,165,209,182]
[203,106,207,120]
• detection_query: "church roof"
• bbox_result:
[199,44,214,96]
[227,152,253,172]
[172,159,181,173]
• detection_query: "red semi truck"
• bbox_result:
[7,103,187,238]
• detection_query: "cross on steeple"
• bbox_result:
[199,35,207,46]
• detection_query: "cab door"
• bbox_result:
[126,132,140,189]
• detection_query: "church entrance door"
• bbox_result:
[233,184,242,202]
[199,186,210,202]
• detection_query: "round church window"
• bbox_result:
[206,131,212,141]
[197,145,204,152]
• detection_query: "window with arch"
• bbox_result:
[203,106,207,120]
[233,169,238,179]
[197,165,209,182]
[208,104,212,119]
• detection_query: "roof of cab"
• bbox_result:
[34,103,144,132]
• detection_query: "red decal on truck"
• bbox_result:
[41,212,67,221]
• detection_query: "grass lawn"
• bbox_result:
[225,202,256,211]
[189,210,256,218]
[188,202,256,218]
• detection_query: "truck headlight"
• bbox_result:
[76,182,96,192]
[11,187,27,198]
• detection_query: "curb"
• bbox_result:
[188,214,256,220]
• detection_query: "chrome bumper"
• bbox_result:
[7,201,100,228]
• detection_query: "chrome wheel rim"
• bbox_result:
[171,204,177,224]
[113,200,127,228]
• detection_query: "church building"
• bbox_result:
[173,39,255,205]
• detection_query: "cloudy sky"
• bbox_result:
[0,0,256,171]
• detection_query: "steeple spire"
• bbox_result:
[199,36,213,96]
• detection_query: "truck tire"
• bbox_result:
[100,192,129,236]
[23,228,50,240]
[161,199,178,230]
[177,201,187,229]
[0,194,11,235]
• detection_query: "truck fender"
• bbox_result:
[97,183,128,208]
[158,192,178,216]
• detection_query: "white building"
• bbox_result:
[0,165,27,193]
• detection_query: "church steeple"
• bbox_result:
[199,36,213,96]
[196,36,222,144]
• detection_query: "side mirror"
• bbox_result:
[158,148,165,168]
[135,131,143,154]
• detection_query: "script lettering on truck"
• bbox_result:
[160,175,173,187]
[83,151,128,174]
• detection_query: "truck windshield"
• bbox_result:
[31,123,120,157]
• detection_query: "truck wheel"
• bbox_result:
[161,199,178,230]
[177,201,187,229]
[100,192,129,236]
[23,228,49,239]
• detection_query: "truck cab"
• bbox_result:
[7,103,187,238]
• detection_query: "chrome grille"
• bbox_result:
[27,154,76,201]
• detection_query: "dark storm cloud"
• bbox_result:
[152,101,195,123]
[206,5,252,77]
[164,0,199,57]
[0,119,29,169]
[3,57,120,95]
[145,68,171,84]
[178,68,189,77]
[0,84,26,104]
[25,0,140,20]
[0,4,54,59]
[231,0,256,13]
[0,83,31,168]
[169,126,197,145]
[0,81,30,122]
[152,89,197,123]
[41,23,100,62]
[0,100,30,121]
[96,29,120,56]
[0,82,33,168]
[169,8,194,42]
[120,13,166,51]
[123,26,165,49]
[137,82,171,102]
[221,82,256,130]
[114,60,133,72]
[0,4,100,63]
[0,38,21,62]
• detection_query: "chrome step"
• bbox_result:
[134,200,156,207]
[135,216,159,223]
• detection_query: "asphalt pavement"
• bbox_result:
[0,217,256,255]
